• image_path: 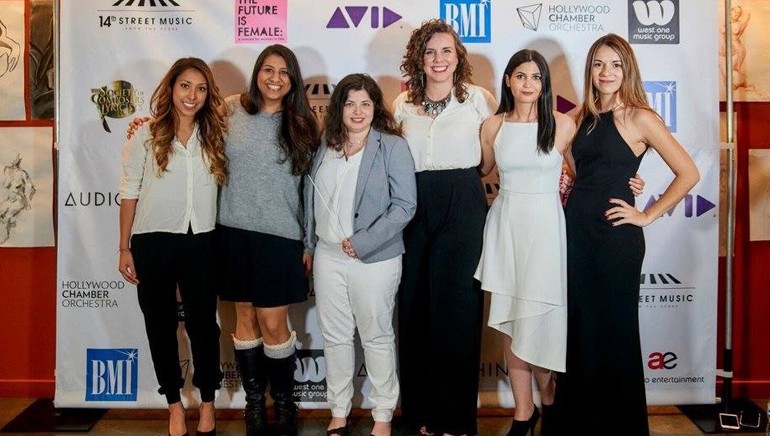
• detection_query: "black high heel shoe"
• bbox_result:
[327,423,350,436]
[506,407,540,436]
[540,402,556,436]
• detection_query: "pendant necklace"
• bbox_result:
[421,93,452,117]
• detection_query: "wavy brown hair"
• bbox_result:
[577,33,656,133]
[147,57,228,185]
[400,19,472,105]
[324,74,403,150]
[240,44,319,175]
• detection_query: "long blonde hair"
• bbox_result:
[577,34,655,132]
[147,57,228,185]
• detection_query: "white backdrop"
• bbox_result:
[55,0,718,409]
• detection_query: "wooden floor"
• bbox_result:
[0,398,766,435]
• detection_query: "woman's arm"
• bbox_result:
[606,110,699,227]
[348,137,417,259]
[118,199,139,285]
[478,114,502,177]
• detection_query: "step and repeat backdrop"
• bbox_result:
[56,0,719,409]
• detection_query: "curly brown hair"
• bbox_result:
[147,57,228,185]
[324,74,402,150]
[400,19,472,105]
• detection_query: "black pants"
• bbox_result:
[132,230,221,403]
[397,168,486,435]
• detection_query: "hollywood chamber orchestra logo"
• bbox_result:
[440,0,491,43]
[516,2,610,34]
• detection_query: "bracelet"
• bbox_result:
[118,248,131,253]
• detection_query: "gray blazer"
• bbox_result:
[304,129,416,263]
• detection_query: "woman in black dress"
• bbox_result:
[554,34,699,435]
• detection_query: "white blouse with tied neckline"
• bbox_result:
[393,83,497,172]
[119,123,218,236]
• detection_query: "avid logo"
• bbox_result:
[647,351,678,370]
[632,0,675,26]
[516,3,542,31]
[111,0,180,6]
[440,0,491,43]
[628,0,679,44]
[644,81,676,132]
[294,349,327,402]
[326,6,402,29]
[85,348,138,401]
[642,193,715,218]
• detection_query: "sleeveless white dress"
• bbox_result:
[474,121,567,372]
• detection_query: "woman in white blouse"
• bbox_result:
[118,57,227,436]
[393,19,497,436]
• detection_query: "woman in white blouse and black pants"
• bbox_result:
[394,20,497,436]
[118,58,227,436]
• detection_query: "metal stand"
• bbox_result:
[678,2,764,433]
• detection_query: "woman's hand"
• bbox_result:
[605,198,651,227]
[302,252,313,276]
[118,250,139,285]
[629,173,645,196]
[126,116,151,140]
[341,238,357,259]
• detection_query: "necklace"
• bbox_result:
[421,93,452,117]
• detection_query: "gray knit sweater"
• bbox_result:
[217,96,304,241]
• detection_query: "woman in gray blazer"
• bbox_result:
[304,73,416,436]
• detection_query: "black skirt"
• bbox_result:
[217,225,309,307]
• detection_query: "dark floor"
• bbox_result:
[0,398,767,435]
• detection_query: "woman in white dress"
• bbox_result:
[475,49,574,436]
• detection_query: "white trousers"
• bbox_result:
[313,240,401,422]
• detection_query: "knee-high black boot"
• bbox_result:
[234,346,268,436]
[266,350,298,436]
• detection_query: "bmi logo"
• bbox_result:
[326,6,402,29]
[517,3,543,31]
[111,0,180,6]
[644,81,676,132]
[440,0,491,43]
[86,348,138,402]
[628,0,679,44]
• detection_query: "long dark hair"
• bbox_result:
[148,57,228,185]
[400,19,472,105]
[240,44,319,175]
[324,74,402,150]
[496,49,555,154]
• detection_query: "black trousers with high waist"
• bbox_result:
[397,168,487,436]
[131,229,221,404]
